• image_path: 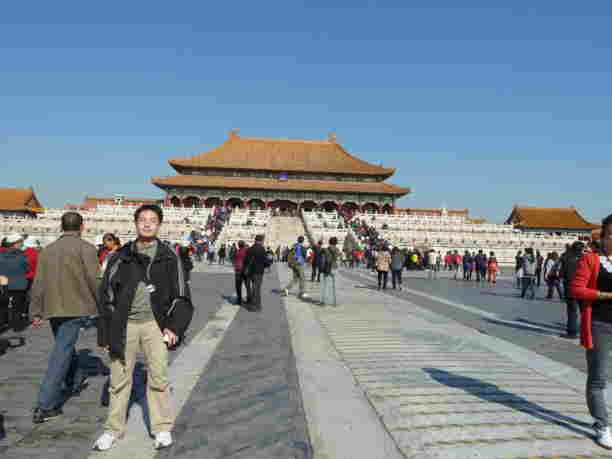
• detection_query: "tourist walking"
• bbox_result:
[535,250,544,287]
[283,236,308,299]
[320,237,340,306]
[0,234,30,332]
[570,214,612,450]
[390,247,405,290]
[94,205,193,451]
[521,248,537,300]
[243,235,270,311]
[545,252,564,300]
[452,250,461,280]
[561,241,586,339]
[487,252,499,284]
[475,250,488,282]
[233,241,249,305]
[515,250,523,289]
[218,244,226,265]
[311,240,323,283]
[29,214,98,424]
[23,236,40,293]
[376,246,391,290]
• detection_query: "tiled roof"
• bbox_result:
[168,132,396,177]
[506,206,598,230]
[152,175,409,196]
[0,187,42,212]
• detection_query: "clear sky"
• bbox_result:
[1,0,611,223]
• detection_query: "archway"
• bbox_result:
[204,197,222,208]
[247,199,266,210]
[341,202,359,214]
[226,198,243,209]
[300,200,318,212]
[382,203,393,214]
[170,196,182,208]
[362,202,380,213]
[269,200,297,213]
[321,201,339,212]
[183,196,201,208]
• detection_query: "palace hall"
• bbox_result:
[151,130,410,213]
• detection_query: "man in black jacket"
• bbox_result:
[94,205,193,451]
[243,234,270,311]
[560,241,585,339]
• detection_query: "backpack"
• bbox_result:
[287,247,298,267]
[318,249,332,274]
[523,256,536,276]
[548,260,561,280]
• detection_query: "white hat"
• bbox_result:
[4,233,24,244]
[23,237,37,249]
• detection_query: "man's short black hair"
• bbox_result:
[61,212,84,232]
[238,240,245,248]
[298,236,304,243]
[134,204,163,223]
[329,237,338,246]
[255,234,264,242]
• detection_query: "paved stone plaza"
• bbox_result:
[2,262,612,458]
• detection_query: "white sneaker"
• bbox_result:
[595,425,612,449]
[154,431,173,450]
[93,432,117,451]
[301,293,309,299]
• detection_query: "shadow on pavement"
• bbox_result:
[483,318,562,337]
[423,368,593,437]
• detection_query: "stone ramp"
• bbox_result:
[265,216,307,249]
[280,264,611,459]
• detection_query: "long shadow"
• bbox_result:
[515,318,566,331]
[423,368,593,437]
[483,318,562,337]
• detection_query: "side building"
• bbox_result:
[505,205,598,237]
[0,187,43,218]
[151,130,410,214]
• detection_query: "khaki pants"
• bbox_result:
[105,320,173,436]
[285,264,305,295]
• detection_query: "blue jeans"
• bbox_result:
[320,273,336,306]
[587,321,612,428]
[37,317,93,410]
[521,277,536,299]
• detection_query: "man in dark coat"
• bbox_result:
[560,241,585,339]
[243,234,271,311]
[311,240,323,283]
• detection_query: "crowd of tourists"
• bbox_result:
[5,205,612,452]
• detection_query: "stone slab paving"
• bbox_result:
[154,263,312,459]
[0,269,227,459]
[285,264,612,458]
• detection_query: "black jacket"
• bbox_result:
[97,239,193,361]
[243,243,270,277]
[560,249,582,284]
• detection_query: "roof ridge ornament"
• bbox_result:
[229,129,240,139]
[328,131,337,143]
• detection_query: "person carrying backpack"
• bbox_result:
[320,237,340,306]
[545,252,564,300]
[311,240,323,283]
[282,236,308,299]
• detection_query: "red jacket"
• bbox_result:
[24,247,39,279]
[570,251,601,349]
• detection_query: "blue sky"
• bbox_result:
[1,0,611,223]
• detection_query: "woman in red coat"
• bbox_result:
[571,214,612,450]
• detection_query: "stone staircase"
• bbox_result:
[265,216,308,249]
